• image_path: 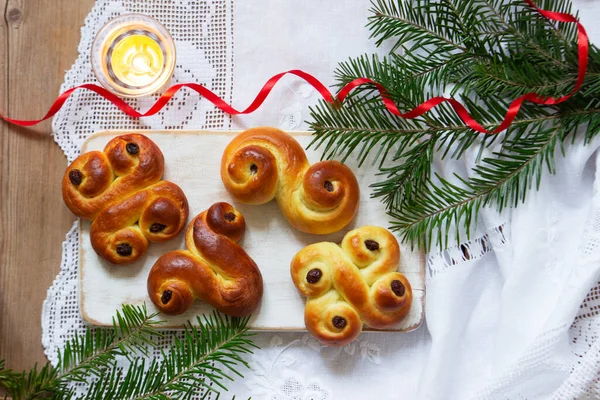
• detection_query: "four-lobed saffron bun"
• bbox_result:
[147,202,264,317]
[62,134,189,264]
[220,127,360,234]
[290,226,412,346]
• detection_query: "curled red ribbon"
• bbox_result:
[0,0,589,134]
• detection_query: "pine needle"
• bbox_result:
[309,0,600,251]
[1,306,257,400]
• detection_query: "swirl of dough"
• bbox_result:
[290,226,412,346]
[62,134,164,220]
[304,292,363,347]
[221,127,359,234]
[90,181,189,264]
[147,202,263,317]
[62,134,189,265]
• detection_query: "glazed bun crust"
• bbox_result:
[62,134,188,264]
[290,226,412,346]
[62,134,165,220]
[148,202,263,317]
[90,181,189,264]
[221,127,359,234]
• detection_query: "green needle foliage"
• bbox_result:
[0,305,256,400]
[309,0,600,251]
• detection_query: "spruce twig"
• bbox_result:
[0,306,256,400]
[309,0,600,251]
[82,313,256,400]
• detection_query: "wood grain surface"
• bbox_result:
[0,0,94,373]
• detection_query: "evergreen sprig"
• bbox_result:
[83,314,256,400]
[58,304,162,384]
[1,360,61,400]
[0,305,256,400]
[309,0,600,250]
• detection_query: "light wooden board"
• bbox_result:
[80,130,425,332]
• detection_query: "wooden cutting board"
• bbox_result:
[79,130,425,331]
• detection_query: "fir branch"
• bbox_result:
[1,307,256,400]
[0,362,64,400]
[310,94,556,168]
[81,312,256,400]
[368,0,468,52]
[309,0,600,251]
[481,0,572,69]
[58,304,163,382]
[0,360,20,393]
[393,123,563,249]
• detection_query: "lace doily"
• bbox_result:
[43,0,600,398]
[52,0,234,164]
[46,1,235,398]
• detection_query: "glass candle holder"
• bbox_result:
[91,14,176,98]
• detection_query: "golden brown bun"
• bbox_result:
[62,134,165,220]
[290,226,412,346]
[147,202,263,317]
[90,181,189,264]
[62,134,189,264]
[220,127,360,234]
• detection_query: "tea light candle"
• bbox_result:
[92,14,175,98]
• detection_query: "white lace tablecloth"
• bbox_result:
[44,1,600,398]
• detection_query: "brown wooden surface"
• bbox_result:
[0,0,94,372]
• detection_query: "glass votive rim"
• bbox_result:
[91,13,176,98]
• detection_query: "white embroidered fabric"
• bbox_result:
[44,0,600,399]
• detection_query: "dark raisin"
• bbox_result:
[149,223,166,233]
[116,243,133,256]
[460,244,471,260]
[161,290,173,304]
[224,212,236,222]
[332,316,347,329]
[250,164,258,174]
[306,268,323,284]
[391,280,406,297]
[365,240,380,251]
[69,169,83,186]
[324,180,334,192]
[126,142,139,155]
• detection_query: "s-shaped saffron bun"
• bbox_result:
[147,202,263,317]
[220,127,360,234]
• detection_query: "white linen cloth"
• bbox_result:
[44,1,600,398]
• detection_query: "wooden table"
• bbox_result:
[0,0,94,372]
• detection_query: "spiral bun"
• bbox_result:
[147,202,263,317]
[290,226,412,346]
[221,127,359,234]
[62,134,189,264]
[63,134,165,220]
[90,181,189,264]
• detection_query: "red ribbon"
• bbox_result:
[0,0,589,134]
